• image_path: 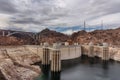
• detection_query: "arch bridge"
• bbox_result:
[1,31,40,45]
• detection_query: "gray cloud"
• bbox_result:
[10,17,42,24]
[0,0,18,14]
[5,26,25,31]
[0,0,120,32]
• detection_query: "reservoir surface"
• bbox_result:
[35,58,120,80]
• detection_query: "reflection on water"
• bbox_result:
[35,56,120,80]
[51,72,61,80]
[41,65,50,75]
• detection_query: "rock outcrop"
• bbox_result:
[0,36,24,45]
[0,30,35,45]
[71,27,120,46]
[38,28,69,44]
[0,27,120,46]
[0,28,69,45]
[0,46,41,80]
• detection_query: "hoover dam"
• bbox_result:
[0,43,120,80]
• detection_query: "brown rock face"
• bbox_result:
[0,46,41,80]
[0,29,69,45]
[0,30,35,45]
[0,36,24,45]
[71,27,120,46]
[38,28,69,44]
[0,27,120,46]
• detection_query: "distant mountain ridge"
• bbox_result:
[0,27,120,46]
[71,27,120,45]
[0,28,69,45]
[38,28,69,44]
[0,29,35,45]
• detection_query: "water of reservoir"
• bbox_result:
[35,57,120,80]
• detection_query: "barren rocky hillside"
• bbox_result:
[0,30,35,45]
[0,46,41,80]
[0,28,69,45]
[71,27,120,46]
[0,27,120,46]
[38,28,69,44]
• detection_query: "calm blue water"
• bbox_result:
[61,62,120,80]
[35,58,120,80]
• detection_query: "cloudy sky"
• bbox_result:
[0,0,120,34]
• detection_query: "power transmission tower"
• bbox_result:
[101,20,103,30]
[84,21,86,31]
